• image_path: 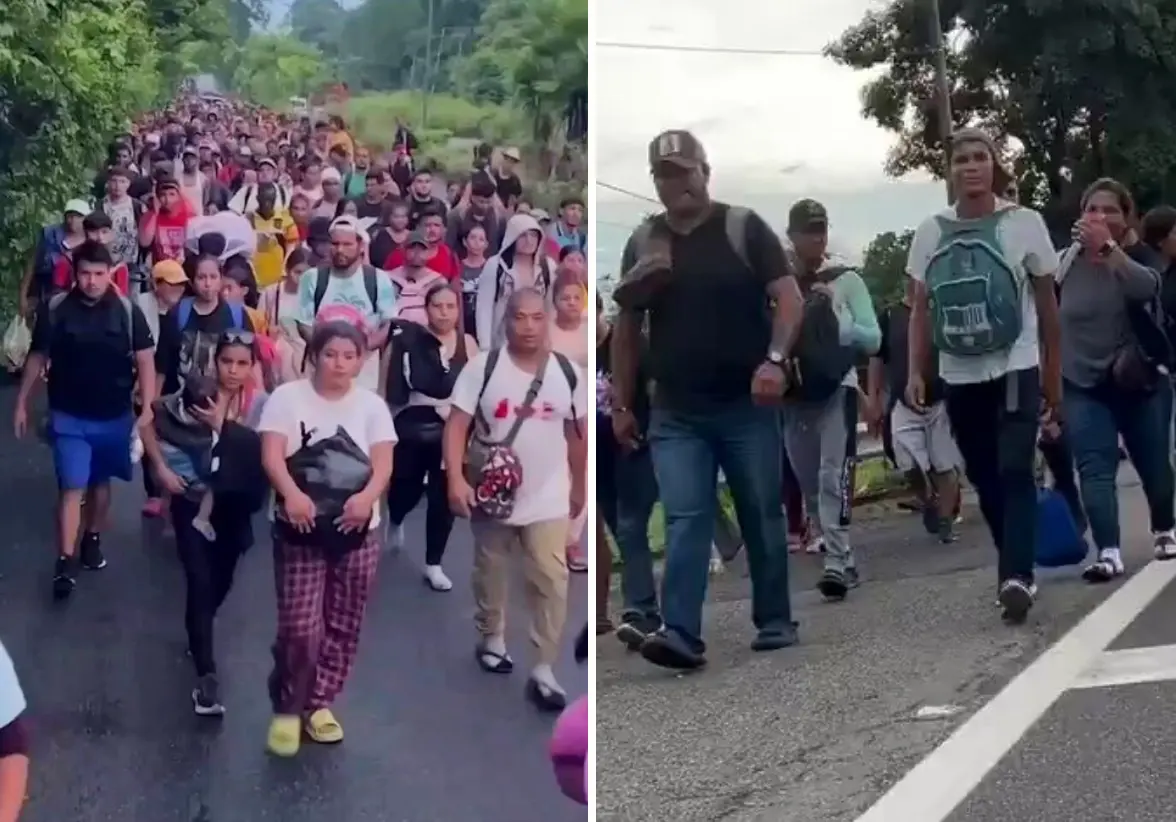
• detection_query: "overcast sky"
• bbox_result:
[593,0,944,259]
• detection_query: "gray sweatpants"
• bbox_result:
[782,387,855,573]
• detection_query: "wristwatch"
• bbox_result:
[1099,239,1119,257]
[767,349,786,367]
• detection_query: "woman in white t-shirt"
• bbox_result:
[258,320,397,758]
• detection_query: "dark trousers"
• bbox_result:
[945,368,1040,585]
[171,496,250,677]
[386,437,454,566]
[649,399,791,652]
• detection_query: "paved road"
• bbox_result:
[596,473,1157,822]
[0,383,587,822]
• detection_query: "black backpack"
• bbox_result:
[785,267,858,402]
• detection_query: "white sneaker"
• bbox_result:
[424,564,453,591]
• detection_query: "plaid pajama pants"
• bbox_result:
[268,531,381,715]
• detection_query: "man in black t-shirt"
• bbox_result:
[406,169,448,229]
[610,129,805,670]
[13,241,156,600]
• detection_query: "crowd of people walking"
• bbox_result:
[4,90,590,798]
[600,124,1176,671]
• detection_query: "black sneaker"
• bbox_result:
[750,622,799,652]
[192,674,226,717]
[998,578,1034,624]
[817,568,850,601]
[938,518,959,544]
[615,614,662,652]
[639,629,705,671]
[52,555,77,600]
[79,532,106,570]
[921,500,940,535]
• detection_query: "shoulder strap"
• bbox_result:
[176,297,194,329]
[552,351,582,439]
[1055,243,1081,288]
[725,206,752,271]
[311,266,330,316]
[47,292,67,316]
[120,295,135,349]
[471,348,501,432]
[500,353,549,448]
[362,265,379,311]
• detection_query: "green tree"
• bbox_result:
[230,33,329,108]
[826,0,1176,223]
[860,230,914,310]
[0,0,162,317]
[452,0,587,146]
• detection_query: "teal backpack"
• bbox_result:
[925,208,1022,356]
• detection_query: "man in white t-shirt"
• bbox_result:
[905,127,1062,624]
[444,288,587,712]
[296,217,398,391]
[0,639,28,817]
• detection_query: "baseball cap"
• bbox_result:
[406,229,428,248]
[63,199,90,217]
[787,199,828,233]
[648,129,707,169]
[257,156,277,169]
[156,175,180,193]
[321,167,342,183]
[153,260,188,285]
[329,215,360,236]
[530,208,552,223]
[182,145,198,157]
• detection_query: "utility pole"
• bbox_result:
[928,0,954,201]
[421,0,436,128]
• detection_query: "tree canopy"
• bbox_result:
[826,0,1176,229]
[859,230,914,310]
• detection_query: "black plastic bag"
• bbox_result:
[275,424,373,556]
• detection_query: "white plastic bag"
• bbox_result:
[2,316,31,373]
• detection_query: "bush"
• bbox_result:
[339,91,526,152]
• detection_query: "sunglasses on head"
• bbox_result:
[220,330,255,346]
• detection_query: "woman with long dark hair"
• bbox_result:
[1058,177,1176,581]
[385,282,478,590]
[259,320,396,757]
[139,331,269,716]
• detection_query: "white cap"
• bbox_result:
[502,146,521,161]
[64,199,90,216]
[329,216,360,235]
[321,167,342,183]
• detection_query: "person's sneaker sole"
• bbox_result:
[615,624,646,651]
[750,632,798,652]
[82,558,107,571]
[52,577,75,600]
[192,691,226,717]
[999,585,1033,623]
[817,577,848,601]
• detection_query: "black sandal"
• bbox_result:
[475,645,514,674]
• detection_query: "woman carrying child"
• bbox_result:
[139,331,269,718]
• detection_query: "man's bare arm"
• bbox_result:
[906,279,929,382]
[766,276,803,357]
[609,308,642,411]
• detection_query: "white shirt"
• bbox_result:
[905,202,1059,385]
[0,640,26,730]
[451,350,587,526]
[258,379,398,526]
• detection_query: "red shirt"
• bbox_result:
[384,243,460,282]
[218,163,239,187]
[52,259,129,295]
[141,204,194,263]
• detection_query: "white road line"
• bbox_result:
[1072,643,1176,691]
[853,559,1176,822]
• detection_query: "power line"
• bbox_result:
[596,180,660,206]
[595,41,827,56]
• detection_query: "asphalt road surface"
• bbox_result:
[597,471,1162,822]
[0,383,587,822]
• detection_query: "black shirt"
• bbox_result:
[369,229,408,270]
[154,299,255,394]
[877,303,944,408]
[407,196,448,230]
[493,171,523,208]
[31,289,154,420]
[618,204,791,409]
[353,196,386,222]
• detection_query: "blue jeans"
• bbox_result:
[597,414,660,619]
[648,400,791,652]
[1063,379,1175,549]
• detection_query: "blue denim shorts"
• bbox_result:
[48,411,134,491]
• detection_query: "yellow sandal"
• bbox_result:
[305,708,344,744]
[266,714,301,757]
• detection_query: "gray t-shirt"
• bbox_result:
[1058,252,1159,388]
